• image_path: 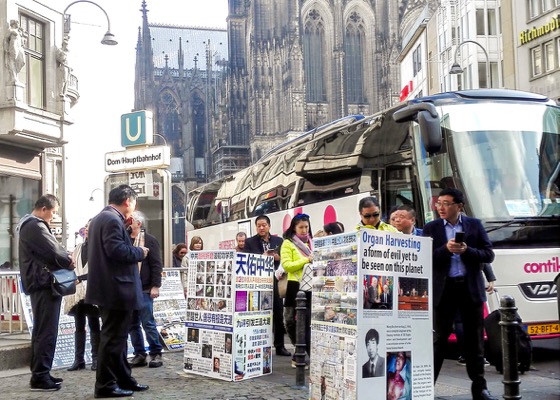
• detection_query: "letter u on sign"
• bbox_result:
[121,110,154,147]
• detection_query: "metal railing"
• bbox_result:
[0,271,25,333]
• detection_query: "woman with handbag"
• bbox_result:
[278,213,313,368]
[65,221,101,371]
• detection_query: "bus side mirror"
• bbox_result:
[393,103,442,154]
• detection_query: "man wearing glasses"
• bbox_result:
[423,188,497,400]
[357,197,398,232]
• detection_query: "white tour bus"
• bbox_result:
[186,89,560,340]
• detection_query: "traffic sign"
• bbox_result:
[121,110,154,147]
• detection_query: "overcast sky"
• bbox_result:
[46,0,228,245]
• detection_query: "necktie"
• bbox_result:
[371,362,374,375]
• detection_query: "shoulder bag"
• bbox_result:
[46,267,77,297]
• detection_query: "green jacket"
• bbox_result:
[356,221,398,232]
[280,238,311,283]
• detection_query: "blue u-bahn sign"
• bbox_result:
[121,110,154,147]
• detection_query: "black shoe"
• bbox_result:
[49,375,63,384]
[30,379,61,392]
[457,356,466,366]
[121,383,149,392]
[91,359,98,371]
[128,353,147,367]
[94,387,134,398]
[67,360,86,371]
[474,389,499,400]
[276,347,291,356]
[148,353,163,368]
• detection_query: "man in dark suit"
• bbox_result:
[243,215,290,357]
[423,188,497,400]
[362,328,385,377]
[17,194,74,392]
[86,185,150,398]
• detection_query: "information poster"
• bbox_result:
[183,250,273,381]
[309,230,433,400]
[154,269,188,351]
[20,290,93,369]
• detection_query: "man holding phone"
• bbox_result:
[243,215,291,357]
[423,188,497,400]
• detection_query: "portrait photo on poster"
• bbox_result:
[362,328,386,378]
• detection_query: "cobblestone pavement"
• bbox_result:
[2,343,559,400]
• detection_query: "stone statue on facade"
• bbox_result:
[56,36,72,97]
[4,19,26,84]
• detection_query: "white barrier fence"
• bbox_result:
[0,271,25,333]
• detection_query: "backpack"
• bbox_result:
[484,305,533,374]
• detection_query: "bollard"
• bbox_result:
[294,290,307,388]
[499,295,521,400]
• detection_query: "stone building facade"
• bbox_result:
[0,0,78,268]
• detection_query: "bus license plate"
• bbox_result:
[527,323,560,335]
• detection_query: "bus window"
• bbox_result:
[296,174,359,205]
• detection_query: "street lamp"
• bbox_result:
[60,0,117,247]
[89,188,103,201]
[449,40,491,89]
[63,0,118,45]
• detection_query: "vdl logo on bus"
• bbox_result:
[121,110,154,147]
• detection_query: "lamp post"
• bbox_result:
[449,40,491,89]
[63,0,118,45]
[60,1,117,248]
[89,188,103,201]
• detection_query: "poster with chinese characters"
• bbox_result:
[309,230,433,400]
[154,269,188,351]
[183,250,273,381]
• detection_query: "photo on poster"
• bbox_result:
[213,356,221,373]
[224,333,233,354]
[261,291,273,310]
[196,261,205,272]
[202,343,213,358]
[187,327,200,343]
[386,351,412,400]
[363,275,394,310]
[362,328,386,378]
[263,346,271,373]
[397,277,429,311]
[158,321,186,350]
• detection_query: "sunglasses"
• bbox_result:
[362,212,380,219]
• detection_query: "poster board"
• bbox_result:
[154,268,188,351]
[309,229,433,400]
[183,250,273,381]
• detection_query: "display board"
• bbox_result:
[309,229,433,400]
[183,250,273,381]
[154,268,188,351]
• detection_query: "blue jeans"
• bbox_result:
[129,292,162,355]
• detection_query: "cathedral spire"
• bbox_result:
[178,37,184,78]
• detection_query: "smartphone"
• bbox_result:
[455,232,465,243]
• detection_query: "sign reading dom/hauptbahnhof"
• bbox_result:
[105,145,170,172]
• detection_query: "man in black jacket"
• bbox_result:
[127,211,164,368]
[244,215,290,356]
[423,188,497,400]
[17,194,74,392]
[86,185,150,398]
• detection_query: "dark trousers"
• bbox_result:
[434,280,486,395]
[273,275,286,349]
[73,302,101,361]
[30,289,62,381]
[96,307,136,391]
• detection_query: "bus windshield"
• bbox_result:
[416,102,560,221]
